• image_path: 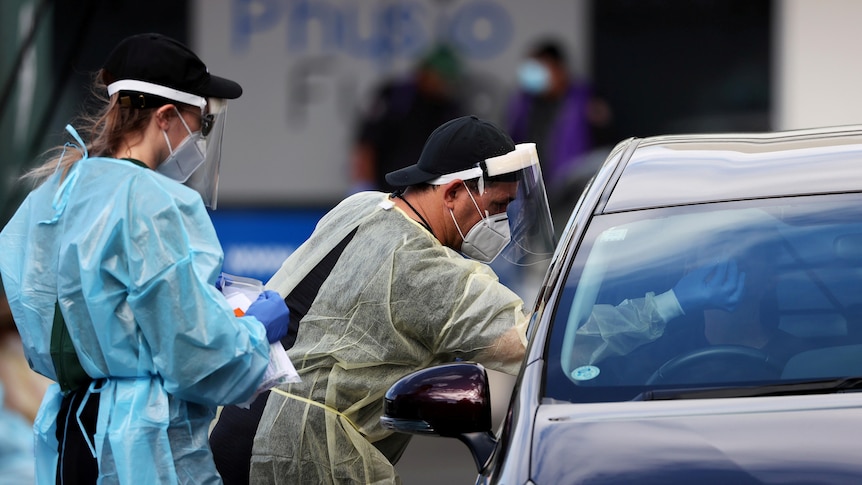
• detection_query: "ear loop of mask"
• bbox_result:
[448,180,490,240]
[464,180,490,220]
[161,106,195,155]
[449,208,467,241]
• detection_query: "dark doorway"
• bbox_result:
[592,0,772,140]
[46,0,191,146]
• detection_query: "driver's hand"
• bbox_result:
[672,260,746,314]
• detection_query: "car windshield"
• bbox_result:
[545,193,862,403]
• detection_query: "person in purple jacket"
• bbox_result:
[505,38,614,196]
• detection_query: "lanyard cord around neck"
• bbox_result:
[391,191,435,238]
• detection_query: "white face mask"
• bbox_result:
[449,183,511,263]
[158,108,207,183]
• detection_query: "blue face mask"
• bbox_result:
[517,59,551,94]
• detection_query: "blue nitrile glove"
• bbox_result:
[673,260,746,314]
[215,273,232,291]
[244,290,290,343]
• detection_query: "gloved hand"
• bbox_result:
[244,290,290,344]
[215,273,232,291]
[673,260,746,314]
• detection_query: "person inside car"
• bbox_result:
[571,229,809,382]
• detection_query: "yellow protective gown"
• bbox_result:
[249,192,528,484]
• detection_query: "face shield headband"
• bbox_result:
[107,79,207,110]
[430,143,557,266]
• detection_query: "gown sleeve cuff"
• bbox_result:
[655,289,685,322]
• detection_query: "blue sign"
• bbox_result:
[208,207,328,282]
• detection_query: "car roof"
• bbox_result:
[601,124,862,213]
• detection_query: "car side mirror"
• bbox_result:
[381,362,497,471]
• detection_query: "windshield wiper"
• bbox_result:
[633,376,862,401]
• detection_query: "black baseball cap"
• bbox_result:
[385,115,515,187]
[101,33,242,107]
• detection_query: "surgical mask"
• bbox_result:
[449,183,511,263]
[158,108,206,183]
[517,59,551,94]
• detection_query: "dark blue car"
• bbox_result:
[382,125,862,483]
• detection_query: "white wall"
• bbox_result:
[192,0,589,206]
[775,0,862,130]
[192,0,862,204]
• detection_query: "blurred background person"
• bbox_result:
[505,37,614,233]
[349,44,467,193]
[493,37,615,301]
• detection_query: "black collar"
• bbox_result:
[391,192,434,237]
[121,157,149,169]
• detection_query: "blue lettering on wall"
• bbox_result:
[232,0,282,51]
[231,0,513,62]
[287,0,339,51]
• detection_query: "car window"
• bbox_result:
[544,193,862,403]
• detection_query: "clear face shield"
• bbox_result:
[185,97,227,209]
[486,143,557,266]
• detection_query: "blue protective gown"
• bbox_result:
[0,134,271,484]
